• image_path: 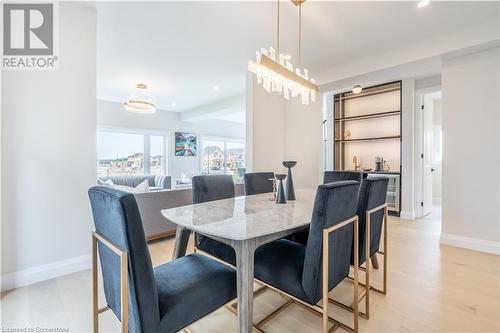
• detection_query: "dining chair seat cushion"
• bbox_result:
[254,239,309,302]
[197,236,236,265]
[154,253,237,333]
[288,226,310,246]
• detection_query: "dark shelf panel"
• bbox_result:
[334,110,401,122]
[334,85,400,102]
[334,135,401,143]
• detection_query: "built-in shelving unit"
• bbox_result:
[333,81,402,215]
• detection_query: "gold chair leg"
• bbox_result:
[353,216,359,333]
[322,216,359,333]
[120,252,128,333]
[365,212,370,320]
[383,206,388,295]
[322,230,329,333]
[92,231,128,333]
[92,235,99,333]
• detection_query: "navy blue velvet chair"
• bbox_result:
[244,172,274,195]
[350,176,389,319]
[88,186,237,333]
[323,170,363,184]
[192,175,237,265]
[291,171,364,246]
[252,181,361,332]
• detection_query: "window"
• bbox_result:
[149,135,166,176]
[201,137,245,182]
[97,129,167,177]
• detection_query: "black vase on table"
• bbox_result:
[275,174,287,204]
[282,161,297,201]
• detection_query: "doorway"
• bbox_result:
[416,88,442,218]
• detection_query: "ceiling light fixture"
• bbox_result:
[248,0,318,105]
[417,0,430,8]
[123,83,156,114]
[352,85,363,94]
[171,102,177,107]
[213,85,220,91]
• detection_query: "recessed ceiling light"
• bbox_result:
[213,85,220,91]
[171,102,177,107]
[417,0,430,8]
[352,85,363,94]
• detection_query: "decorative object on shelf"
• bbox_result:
[344,129,352,139]
[247,0,318,105]
[123,83,156,113]
[269,177,278,201]
[352,156,361,171]
[175,132,197,156]
[282,161,297,200]
[374,156,382,172]
[383,160,391,172]
[275,174,287,204]
[352,85,363,94]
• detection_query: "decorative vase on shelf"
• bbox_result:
[282,161,297,200]
[275,174,287,204]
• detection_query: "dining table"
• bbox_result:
[161,188,317,333]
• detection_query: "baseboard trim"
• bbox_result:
[1,254,91,292]
[440,233,500,255]
[400,210,415,220]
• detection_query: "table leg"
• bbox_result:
[172,226,190,259]
[234,240,255,333]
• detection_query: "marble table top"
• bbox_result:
[161,188,316,241]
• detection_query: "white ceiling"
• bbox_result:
[93,1,498,112]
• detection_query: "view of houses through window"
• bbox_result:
[202,137,245,182]
[97,130,167,178]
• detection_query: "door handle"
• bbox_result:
[431,168,435,172]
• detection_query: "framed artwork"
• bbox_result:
[175,132,197,156]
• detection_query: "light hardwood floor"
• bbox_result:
[2,208,499,332]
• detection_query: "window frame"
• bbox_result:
[97,126,169,177]
[200,135,245,179]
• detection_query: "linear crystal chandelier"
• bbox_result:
[248,0,318,105]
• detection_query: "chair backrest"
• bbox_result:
[88,186,160,333]
[354,177,389,265]
[244,172,275,195]
[323,171,363,184]
[301,181,360,304]
[192,175,235,204]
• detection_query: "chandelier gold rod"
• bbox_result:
[277,0,280,55]
[298,2,302,66]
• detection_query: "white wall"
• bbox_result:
[432,99,442,201]
[246,74,287,174]
[284,97,323,189]
[1,3,97,290]
[246,74,323,188]
[441,47,500,254]
[97,100,245,185]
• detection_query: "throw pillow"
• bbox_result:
[97,179,114,187]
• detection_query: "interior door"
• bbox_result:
[422,97,434,216]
